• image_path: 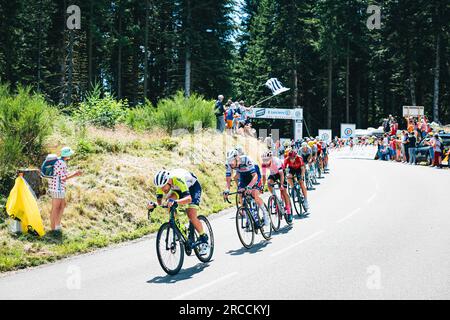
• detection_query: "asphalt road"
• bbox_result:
[1,155,449,299]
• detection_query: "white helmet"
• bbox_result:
[154,170,170,187]
[227,149,239,163]
[235,145,244,156]
[262,150,272,161]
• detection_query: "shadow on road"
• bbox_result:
[146,262,211,284]
[225,240,271,256]
[275,225,295,235]
[294,213,310,221]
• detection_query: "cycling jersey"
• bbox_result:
[156,169,200,205]
[225,155,257,177]
[261,157,283,176]
[283,156,304,170]
[300,146,312,162]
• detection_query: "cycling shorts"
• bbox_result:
[286,167,302,179]
[268,173,288,188]
[171,181,202,208]
[238,172,262,190]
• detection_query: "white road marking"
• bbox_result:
[336,208,362,224]
[271,230,325,258]
[172,272,238,300]
[367,193,377,203]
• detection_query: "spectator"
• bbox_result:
[430,134,443,168]
[401,131,409,163]
[49,147,82,237]
[225,101,235,135]
[215,95,225,132]
[408,131,417,165]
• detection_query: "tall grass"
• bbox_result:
[0,85,53,197]
[155,91,216,132]
[126,91,216,133]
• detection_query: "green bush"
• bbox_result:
[0,85,53,197]
[125,100,155,131]
[154,91,216,133]
[76,138,96,157]
[75,84,128,128]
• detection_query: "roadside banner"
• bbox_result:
[403,106,424,117]
[340,123,356,139]
[318,129,332,143]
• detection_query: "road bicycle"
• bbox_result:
[267,182,293,231]
[288,176,307,217]
[151,203,214,275]
[225,190,272,249]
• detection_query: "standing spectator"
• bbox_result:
[215,95,225,133]
[430,134,443,168]
[49,147,82,237]
[389,136,397,161]
[225,101,235,135]
[408,131,417,165]
[401,131,409,163]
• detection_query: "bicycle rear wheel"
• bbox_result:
[156,222,184,275]
[235,207,255,249]
[193,215,214,263]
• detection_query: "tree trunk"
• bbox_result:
[356,73,361,128]
[184,0,192,97]
[37,0,43,92]
[433,33,440,123]
[88,0,93,87]
[143,0,149,101]
[408,62,416,106]
[67,30,74,106]
[292,53,298,107]
[346,40,350,123]
[117,6,122,99]
[327,45,333,129]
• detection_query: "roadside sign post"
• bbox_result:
[318,129,332,143]
[247,107,303,140]
[341,123,356,139]
[403,106,424,117]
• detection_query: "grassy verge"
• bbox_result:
[0,117,266,273]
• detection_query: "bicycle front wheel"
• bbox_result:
[268,195,281,231]
[291,185,303,217]
[258,204,272,240]
[235,207,255,249]
[193,215,214,263]
[156,222,184,276]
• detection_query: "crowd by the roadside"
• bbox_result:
[214,95,256,137]
[330,115,449,169]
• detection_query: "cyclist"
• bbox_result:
[261,151,293,223]
[223,150,269,227]
[321,139,329,171]
[284,150,310,214]
[300,142,312,164]
[148,168,209,255]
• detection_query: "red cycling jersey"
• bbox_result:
[283,156,304,170]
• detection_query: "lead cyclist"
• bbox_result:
[147,168,209,255]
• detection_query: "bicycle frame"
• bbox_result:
[161,205,198,251]
[267,182,286,214]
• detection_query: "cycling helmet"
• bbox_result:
[301,142,308,148]
[262,150,272,161]
[288,150,297,158]
[283,140,290,147]
[154,170,170,187]
[227,149,239,163]
[235,145,244,155]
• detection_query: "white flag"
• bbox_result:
[265,78,290,96]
